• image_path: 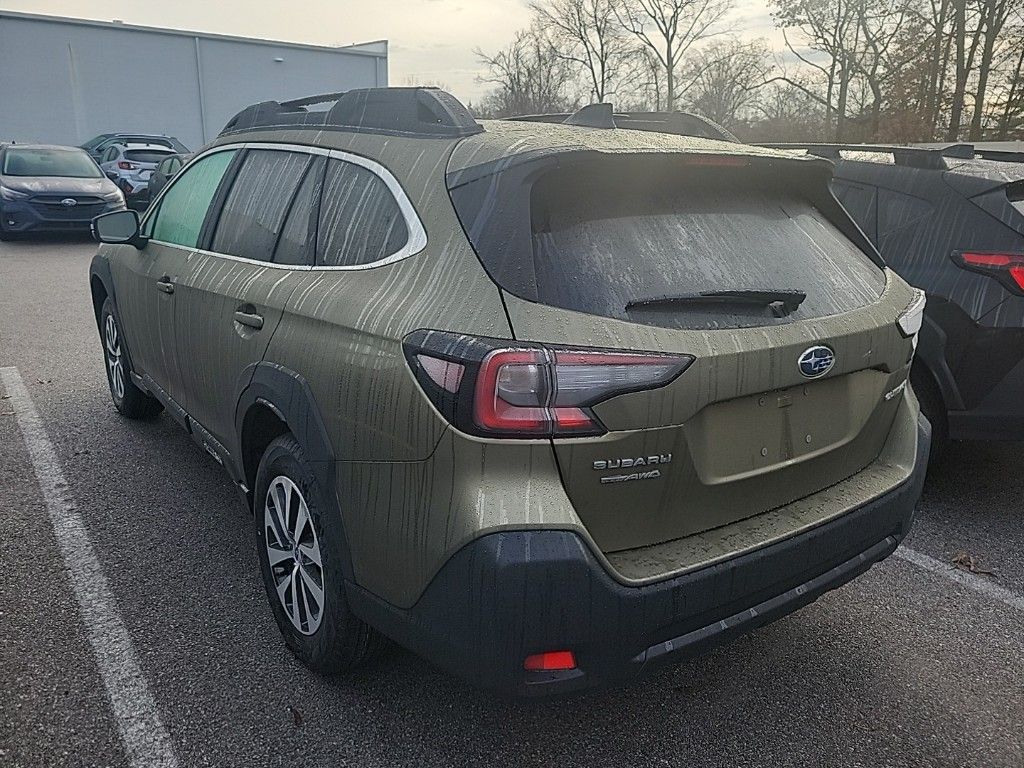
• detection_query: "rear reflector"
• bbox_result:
[952,251,1024,294]
[524,650,576,671]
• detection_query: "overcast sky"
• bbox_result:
[0,0,783,104]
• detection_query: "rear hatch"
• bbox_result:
[123,148,173,178]
[449,149,916,554]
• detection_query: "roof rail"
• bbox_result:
[759,142,976,169]
[219,87,484,139]
[507,107,739,143]
[973,148,1024,164]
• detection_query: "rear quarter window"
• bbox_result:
[316,158,409,267]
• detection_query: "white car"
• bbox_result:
[98,142,176,207]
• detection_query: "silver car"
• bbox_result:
[98,142,176,207]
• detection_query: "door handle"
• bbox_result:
[156,278,174,294]
[233,310,264,330]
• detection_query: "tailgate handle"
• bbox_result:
[156,278,174,294]
[233,309,264,330]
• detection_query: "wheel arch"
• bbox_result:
[89,254,115,331]
[235,362,354,580]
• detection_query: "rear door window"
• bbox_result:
[877,189,933,239]
[274,157,325,266]
[210,149,311,262]
[149,150,236,248]
[316,158,408,267]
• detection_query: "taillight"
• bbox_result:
[404,330,692,438]
[952,251,1024,295]
[117,161,137,170]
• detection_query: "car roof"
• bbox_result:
[101,133,172,141]
[447,119,821,178]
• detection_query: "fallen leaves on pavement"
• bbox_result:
[951,551,995,576]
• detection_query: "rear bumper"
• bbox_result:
[349,413,931,697]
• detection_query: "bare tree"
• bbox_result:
[852,0,917,136]
[475,26,576,116]
[742,81,827,140]
[770,0,863,138]
[682,39,773,127]
[992,8,1024,137]
[967,0,1016,138]
[529,0,632,102]
[616,0,735,109]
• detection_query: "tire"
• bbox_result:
[911,367,948,463]
[255,434,380,673]
[99,297,163,419]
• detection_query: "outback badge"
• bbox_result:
[798,345,835,379]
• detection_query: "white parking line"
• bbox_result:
[895,544,1024,613]
[0,367,179,768]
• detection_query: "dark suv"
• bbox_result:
[89,89,929,696]
[767,143,1024,449]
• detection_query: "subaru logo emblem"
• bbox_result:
[798,345,835,379]
[60,198,78,207]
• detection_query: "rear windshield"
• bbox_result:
[450,155,885,330]
[2,148,102,178]
[125,149,174,163]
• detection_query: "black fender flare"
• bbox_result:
[88,253,115,331]
[88,254,144,382]
[234,362,354,580]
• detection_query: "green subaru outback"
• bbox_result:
[89,88,930,696]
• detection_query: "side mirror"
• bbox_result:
[92,210,146,248]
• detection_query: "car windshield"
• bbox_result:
[2,147,102,178]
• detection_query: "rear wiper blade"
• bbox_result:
[625,290,807,318]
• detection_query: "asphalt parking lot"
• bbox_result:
[1,236,1022,768]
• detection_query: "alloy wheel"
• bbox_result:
[264,475,325,635]
[104,313,125,400]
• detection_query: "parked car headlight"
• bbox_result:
[897,289,926,349]
[0,185,29,201]
[102,188,126,204]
